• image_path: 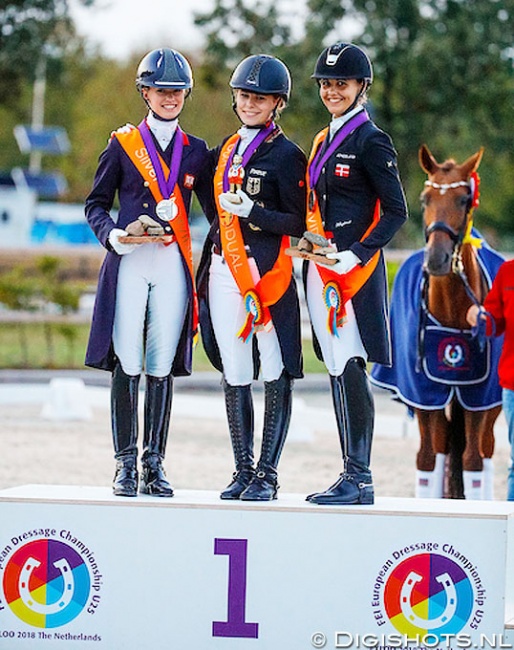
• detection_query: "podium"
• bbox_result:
[1,485,514,649]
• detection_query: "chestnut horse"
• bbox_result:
[372,145,503,499]
[417,145,502,499]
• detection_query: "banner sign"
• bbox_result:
[1,486,513,649]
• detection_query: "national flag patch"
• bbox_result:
[247,177,261,196]
[335,163,350,178]
[184,173,195,189]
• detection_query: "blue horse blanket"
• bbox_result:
[371,241,504,411]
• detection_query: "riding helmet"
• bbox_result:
[136,48,193,91]
[312,43,373,84]
[230,55,291,101]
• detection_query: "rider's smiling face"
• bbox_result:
[319,78,363,117]
[234,89,279,126]
[142,87,185,120]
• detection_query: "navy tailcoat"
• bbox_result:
[85,129,212,374]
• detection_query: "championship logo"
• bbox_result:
[372,546,486,643]
[438,336,470,370]
[1,532,102,629]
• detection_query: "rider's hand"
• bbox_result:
[326,249,361,274]
[108,228,139,255]
[108,123,136,143]
[219,190,254,218]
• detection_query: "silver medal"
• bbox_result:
[156,198,178,221]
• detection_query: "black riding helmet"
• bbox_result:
[312,42,373,85]
[136,48,193,92]
[230,54,291,102]
[313,43,373,116]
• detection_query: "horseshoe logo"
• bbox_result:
[19,556,74,615]
[400,571,457,629]
[443,343,464,367]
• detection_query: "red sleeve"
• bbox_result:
[484,263,506,336]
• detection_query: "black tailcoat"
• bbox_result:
[304,118,408,365]
[197,127,307,379]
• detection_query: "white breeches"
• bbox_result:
[208,253,284,386]
[113,242,188,377]
[305,261,367,377]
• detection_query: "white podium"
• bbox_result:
[1,485,514,650]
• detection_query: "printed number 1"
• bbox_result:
[212,538,259,638]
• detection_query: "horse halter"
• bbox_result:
[423,178,473,261]
[420,176,485,342]
[424,179,470,195]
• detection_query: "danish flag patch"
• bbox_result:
[335,163,350,178]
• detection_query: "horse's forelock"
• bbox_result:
[440,160,457,173]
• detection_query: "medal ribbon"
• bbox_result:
[308,110,369,188]
[115,124,199,336]
[214,127,293,342]
[222,122,276,191]
[139,119,183,199]
[305,110,380,336]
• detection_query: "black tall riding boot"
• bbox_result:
[111,363,140,497]
[309,357,374,505]
[140,374,174,497]
[240,370,293,501]
[220,380,255,500]
[306,373,345,501]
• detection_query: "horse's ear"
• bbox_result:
[461,147,485,177]
[419,144,439,174]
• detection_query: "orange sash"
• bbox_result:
[214,134,293,342]
[306,128,380,334]
[115,128,198,334]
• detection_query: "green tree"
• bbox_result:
[194,0,514,245]
[349,0,514,239]
[0,0,94,105]
[195,0,293,85]
[35,255,82,366]
[0,267,37,366]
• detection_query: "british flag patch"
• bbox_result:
[335,163,350,178]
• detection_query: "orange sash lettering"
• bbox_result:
[115,128,198,333]
[214,135,293,341]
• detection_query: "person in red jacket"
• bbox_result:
[467,259,514,500]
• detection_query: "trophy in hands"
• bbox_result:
[225,154,245,204]
[286,231,338,266]
[119,214,174,244]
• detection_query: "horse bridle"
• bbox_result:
[423,179,473,274]
[417,178,488,367]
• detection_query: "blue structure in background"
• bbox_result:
[30,219,99,245]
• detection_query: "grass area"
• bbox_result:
[0,321,326,372]
[0,253,402,372]
[0,322,91,369]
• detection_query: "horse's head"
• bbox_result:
[419,144,483,276]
